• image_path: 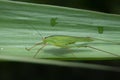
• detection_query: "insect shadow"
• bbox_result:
[44,48,92,56]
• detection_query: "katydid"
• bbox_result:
[25,35,120,57]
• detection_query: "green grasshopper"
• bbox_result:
[25,35,120,57]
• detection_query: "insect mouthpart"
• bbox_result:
[44,37,47,39]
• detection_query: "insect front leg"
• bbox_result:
[25,42,43,51]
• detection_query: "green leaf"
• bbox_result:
[50,17,58,27]
[98,26,104,34]
[0,0,120,61]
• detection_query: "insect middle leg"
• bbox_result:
[25,42,43,51]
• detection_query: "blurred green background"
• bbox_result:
[13,0,120,14]
[0,0,120,80]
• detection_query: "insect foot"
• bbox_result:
[25,47,31,51]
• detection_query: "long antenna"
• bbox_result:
[29,24,44,40]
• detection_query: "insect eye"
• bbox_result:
[44,37,47,39]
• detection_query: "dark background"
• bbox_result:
[0,0,120,80]
[13,0,120,14]
[0,61,120,80]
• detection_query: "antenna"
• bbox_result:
[26,17,58,40]
[29,24,44,40]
